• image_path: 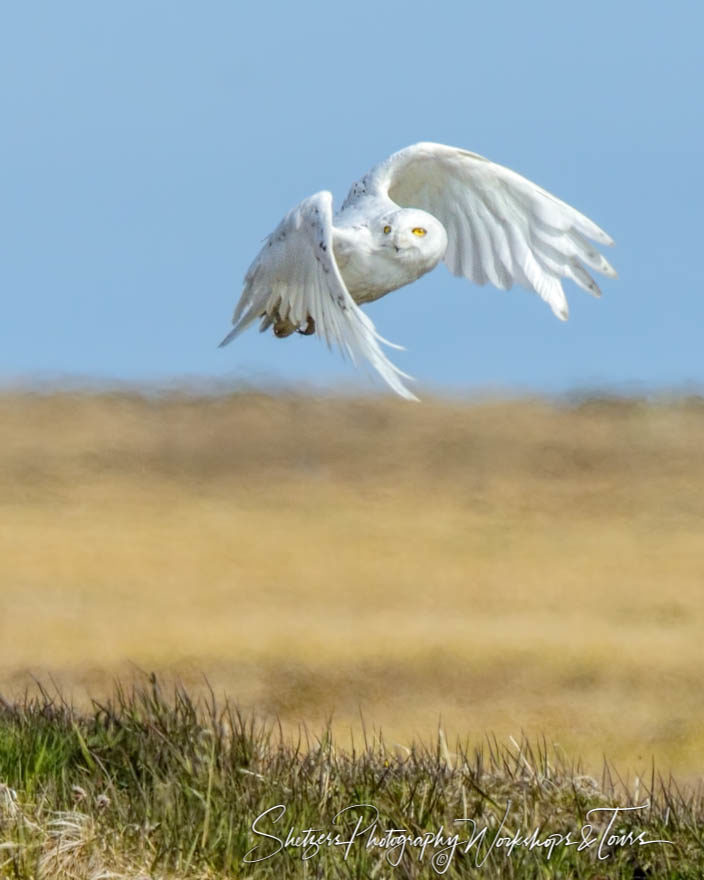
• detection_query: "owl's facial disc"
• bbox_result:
[379,209,446,262]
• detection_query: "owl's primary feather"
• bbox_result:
[221,142,616,399]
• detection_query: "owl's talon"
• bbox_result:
[272,309,298,337]
[297,316,316,336]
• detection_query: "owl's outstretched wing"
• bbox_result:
[359,142,616,320]
[219,190,416,400]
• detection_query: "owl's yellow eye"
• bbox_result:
[383,225,392,234]
[412,227,427,237]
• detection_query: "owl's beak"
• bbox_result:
[392,233,407,252]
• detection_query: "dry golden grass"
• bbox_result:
[1,390,703,777]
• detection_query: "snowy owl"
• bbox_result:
[220,142,616,400]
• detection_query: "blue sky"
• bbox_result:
[2,1,701,396]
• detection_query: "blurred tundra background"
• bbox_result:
[2,390,702,778]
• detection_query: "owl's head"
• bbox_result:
[378,208,448,265]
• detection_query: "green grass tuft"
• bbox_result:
[0,678,702,878]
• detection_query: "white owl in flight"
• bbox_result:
[220,143,616,400]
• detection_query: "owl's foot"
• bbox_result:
[273,314,297,338]
[297,316,316,336]
[271,312,315,338]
